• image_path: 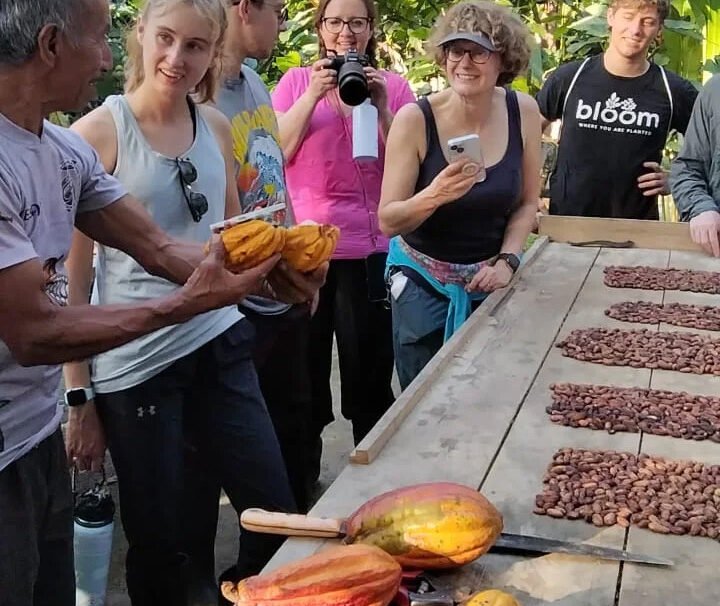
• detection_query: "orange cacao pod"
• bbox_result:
[281,223,339,271]
[219,220,286,269]
[345,482,503,569]
[220,544,401,606]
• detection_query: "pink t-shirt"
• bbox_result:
[272,67,415,259]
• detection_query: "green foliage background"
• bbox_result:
[105,0,720,100]
[55,1,720,220]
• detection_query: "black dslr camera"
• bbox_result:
[327,49,370,106]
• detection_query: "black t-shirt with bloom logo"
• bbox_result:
[537,55,698,219]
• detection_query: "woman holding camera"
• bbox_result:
[379,0,542,390]
[272,0,415,458]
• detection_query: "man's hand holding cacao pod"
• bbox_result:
[212,220,339,304]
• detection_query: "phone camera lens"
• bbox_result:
[457,147,464,153]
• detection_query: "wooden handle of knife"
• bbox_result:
[240,508,345,538]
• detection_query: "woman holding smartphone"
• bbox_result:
[379,0,542,390]
[272,0,415,461]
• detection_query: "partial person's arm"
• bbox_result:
[62,231,96,390]
[1,241,277,367]
[62,230,104,471]
[379,104,477,236]
[274,65,333,162]
[670,76,720,221]
[76,196,204,284]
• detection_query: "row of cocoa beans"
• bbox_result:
[547,382,720,442]
[606,301,720,332]
[604,265,720,294]
[555,327,720,375]
[534,448,720,539]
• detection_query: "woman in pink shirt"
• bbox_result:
[272,0,414,464]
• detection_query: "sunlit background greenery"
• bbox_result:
[54,0,720,220]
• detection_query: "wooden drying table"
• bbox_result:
[263,217,720,605]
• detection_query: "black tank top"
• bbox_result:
[404,90,524,264]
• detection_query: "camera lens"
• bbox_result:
[338,62,369,106]
[457,147,464,153]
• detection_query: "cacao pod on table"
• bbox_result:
[220,544,401,606]
[345,482,504,569]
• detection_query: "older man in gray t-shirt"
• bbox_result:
[0,2,306,603]
[0,117,126,472]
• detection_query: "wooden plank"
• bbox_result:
[464,247,668,605]
[349,236,551,465]
[264,242,599,572]
[618,248,720,606]
[539,215,702,252]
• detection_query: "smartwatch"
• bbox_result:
[492,252,521,274]
[64,386,95,407]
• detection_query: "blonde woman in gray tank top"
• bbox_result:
[61,1,296,602]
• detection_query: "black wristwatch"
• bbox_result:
[492,252,521,274]
[64,386,95,407]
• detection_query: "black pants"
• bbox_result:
[308,258,395,454]
[0,428,74,606]
[243,304,313,514]
[95,320,296,606]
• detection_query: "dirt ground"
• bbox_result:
[92,346,356,606]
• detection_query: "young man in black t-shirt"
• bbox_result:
[537,0,698,219]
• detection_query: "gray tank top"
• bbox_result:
[91,95,242,393]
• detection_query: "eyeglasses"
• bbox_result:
[445,45,493,65]
[175,158,208,223]
[321,17,371,34]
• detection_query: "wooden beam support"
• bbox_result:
[538,215,703,252]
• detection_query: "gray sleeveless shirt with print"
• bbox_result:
[91,95,242,393]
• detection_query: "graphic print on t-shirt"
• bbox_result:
[534,55,699,219]
[42,256,68,307]
[573,92,660,136]
[230,105,287,224]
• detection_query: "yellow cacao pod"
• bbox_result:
[467,589,522,606]
[345,482,503,569]
[282,223,339,272]
[220,544,401,606]
[219,220,286,269]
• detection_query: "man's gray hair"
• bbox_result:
[0,0,82,65]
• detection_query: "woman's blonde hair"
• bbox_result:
[428,1,531,87]
[124,0,228,104]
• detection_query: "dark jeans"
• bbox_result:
[95,319,296,606]
[309,258,395,453]
[243,304,313,514]
[0,428,74,606]
[390,270,483,390]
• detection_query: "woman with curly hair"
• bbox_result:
[379,0,542,389]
